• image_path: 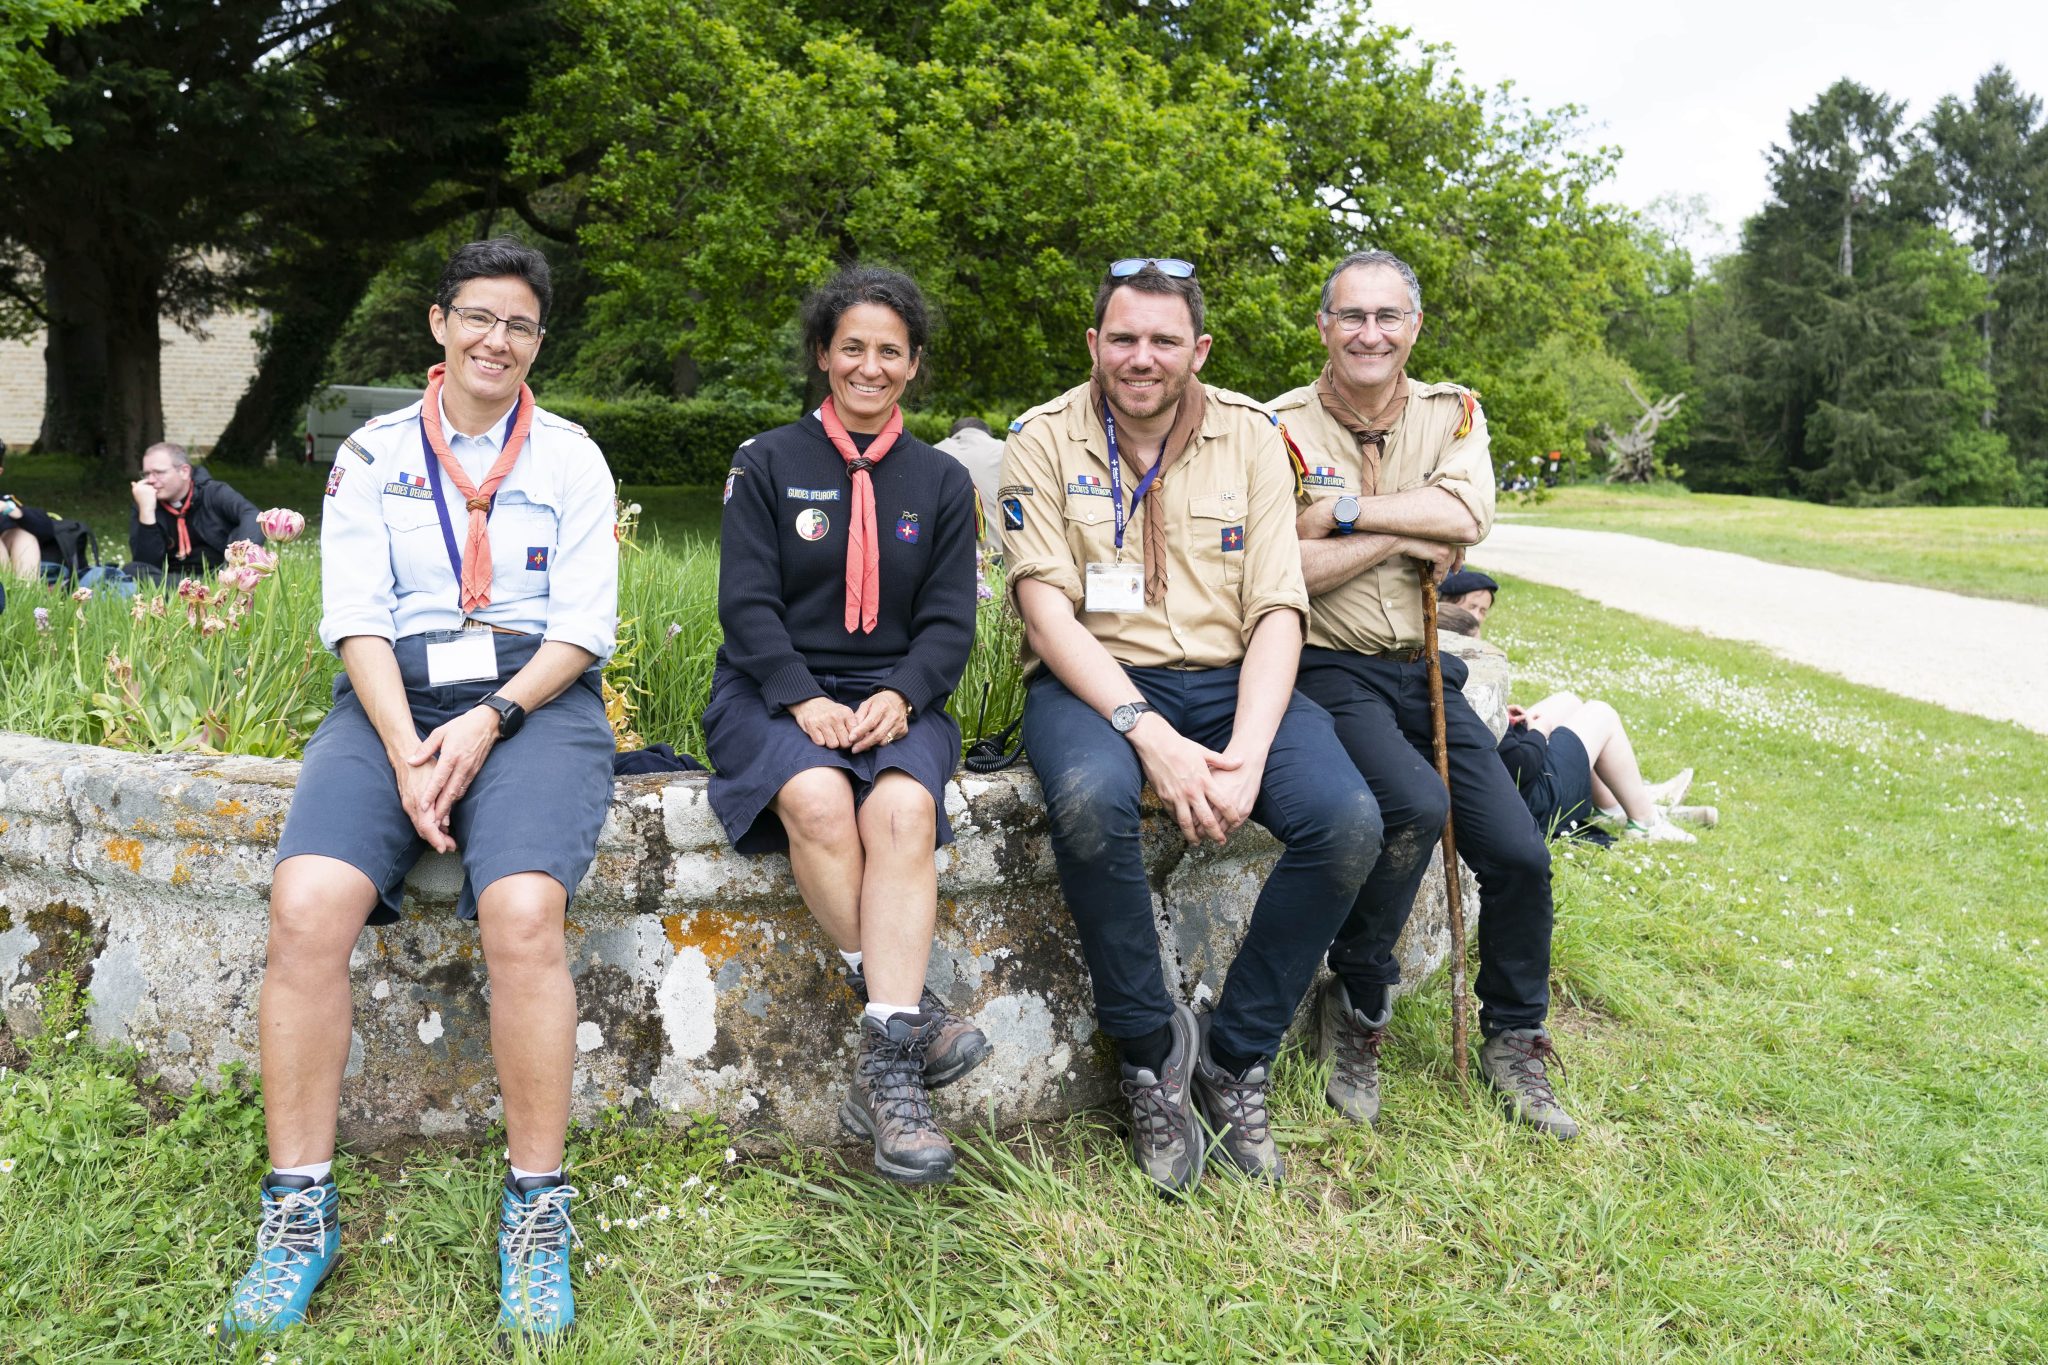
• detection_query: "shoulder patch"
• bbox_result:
[342,435,375,465]
[1277,422,1308,498]
[1454,389,1479,440]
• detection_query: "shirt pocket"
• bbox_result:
[1062,494,1117,566]
[487,493,560,608]
[1187,488,1248,591]
[384,496,446,594]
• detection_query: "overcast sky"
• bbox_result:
[1361,0,2046,258]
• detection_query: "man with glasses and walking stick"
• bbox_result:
[1271,250,1579,1140]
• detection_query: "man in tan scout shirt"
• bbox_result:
[1003,259,1379,1194]
[1273,248,1579,1141]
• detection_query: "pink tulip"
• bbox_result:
[177,578,211,604]
[200,615,227,637]
[258,507,305,543]
[218,565,262,593]
[223,541,278,575]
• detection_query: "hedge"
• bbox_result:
[540,394,976,485]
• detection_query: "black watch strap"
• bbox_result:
[478,692,525,739]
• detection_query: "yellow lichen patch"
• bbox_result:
[170,864,193,888]
[172,818,206,838]
[127,818,162,837]
[662,911,748,966]
[213,798,249,820]
[179,841,221,862]
[103,837,144,873]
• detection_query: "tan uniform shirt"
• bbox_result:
[1269,378,1496,655]
[1001,381,1308,673]
[934,426,1006,556]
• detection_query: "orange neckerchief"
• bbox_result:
[818,396,904,634]
[419,364,535,612]
[161,490,194,561]
[1314,365,1407,497]
[1087,379,1207,606]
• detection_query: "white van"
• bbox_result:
[303,385,425,462]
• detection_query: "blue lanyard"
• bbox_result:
[1103,401,1167,553]
[422,403,520,586]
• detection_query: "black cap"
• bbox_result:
[1439,569,1498,599]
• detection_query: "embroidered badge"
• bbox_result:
[785,487,843,502]
[1220,524,1245,552]
[895,512,920,543]
[1066,473,1109,497]
[325,464,345,498]
[343,436,375,465]
[527,546,550,572]
[723,466,743,505]
[1008,418,1024,432]
[1002,496,1025,531]
[397,471,428,488]
[382,481,433,500]
[1303,465,1346,488]
[795,508,829,541]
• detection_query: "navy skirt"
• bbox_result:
[275,631,614,924]
[703,660,960,855]
[1539,726,1596,836]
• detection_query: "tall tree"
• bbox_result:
[0,0,144,152]
[0,0,554,472]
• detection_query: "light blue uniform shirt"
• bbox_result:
[319,393,619,661]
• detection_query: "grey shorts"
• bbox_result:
[274,631,614,925]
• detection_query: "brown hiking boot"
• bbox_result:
[1478,1026,1580,1140]
[846,968,992,1089]
[1191,1012,1282,1183]
[1316,977,1390,1126]
[838,1013,956,1184]
[1117,1003,1204,1195]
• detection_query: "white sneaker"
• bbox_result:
[1664,804,1718,828]
[1625,818,1696,844]
[1643,768,1694,806]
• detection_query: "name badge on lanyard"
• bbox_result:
[419,407,520,685]
[1084,401,1166,613]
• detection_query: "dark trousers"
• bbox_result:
[1296,646,1554,1035]
[1021,665,1382,1064]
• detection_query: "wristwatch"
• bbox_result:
[476,692,526,740]
[1332,495,1360,535]
[1109,701,1157,735]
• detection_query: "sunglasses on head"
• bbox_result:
[1108,257,1196,279]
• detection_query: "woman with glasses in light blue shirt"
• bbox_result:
[222,237,616,1347]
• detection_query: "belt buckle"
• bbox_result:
[461,618,492,634]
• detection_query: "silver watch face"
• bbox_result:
[1334,496,1360,523]
[1111,703,1139,733]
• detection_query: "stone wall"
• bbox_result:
[0,310,265,454]
[0,636,1507,1147]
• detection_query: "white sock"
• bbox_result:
[839,949,864,973]
[509,1162,563,1184]
[273,1160,332,1182]
[864,1001,920,1025]
[1597,803,1624,820]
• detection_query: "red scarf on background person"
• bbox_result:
[419,363,536,612]
[161,492,194,561]
[818,396,903,633]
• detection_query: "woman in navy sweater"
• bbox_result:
[705,266,988,1185]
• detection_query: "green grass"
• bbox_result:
[1505,486,2048,606]
[4,579,2045,1360]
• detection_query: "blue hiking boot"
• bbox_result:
[498,1175,580,1342]
[219,1173,342,1340]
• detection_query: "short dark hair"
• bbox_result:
[800,265,931,362]
[949,416,991,437]
[1094,263,1205,336]
[436,237,553,322]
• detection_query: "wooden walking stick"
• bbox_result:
[1420,574,1471,1077]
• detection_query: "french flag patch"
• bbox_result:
[526,546,550,571]
[1220,525,1244,552]
[398,471,428,488]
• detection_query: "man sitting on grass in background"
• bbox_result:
[128,441,264,584]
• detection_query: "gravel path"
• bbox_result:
[1475,521,2048,737]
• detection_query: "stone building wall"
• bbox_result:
[0,311,265,454]
[0,636,1509,1147]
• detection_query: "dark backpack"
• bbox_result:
[46,518,97,586]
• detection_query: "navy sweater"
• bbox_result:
[716,413,979,715]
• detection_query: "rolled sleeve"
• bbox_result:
[318,446,399,652]
[999,424,1082,607]
[1428,402,1497,542]
[1237,425,1310,644]
[541,442,620,662]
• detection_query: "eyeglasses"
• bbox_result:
[1322,307,1417,334]
[1109,257,1196,279]
[444,305,545,346]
